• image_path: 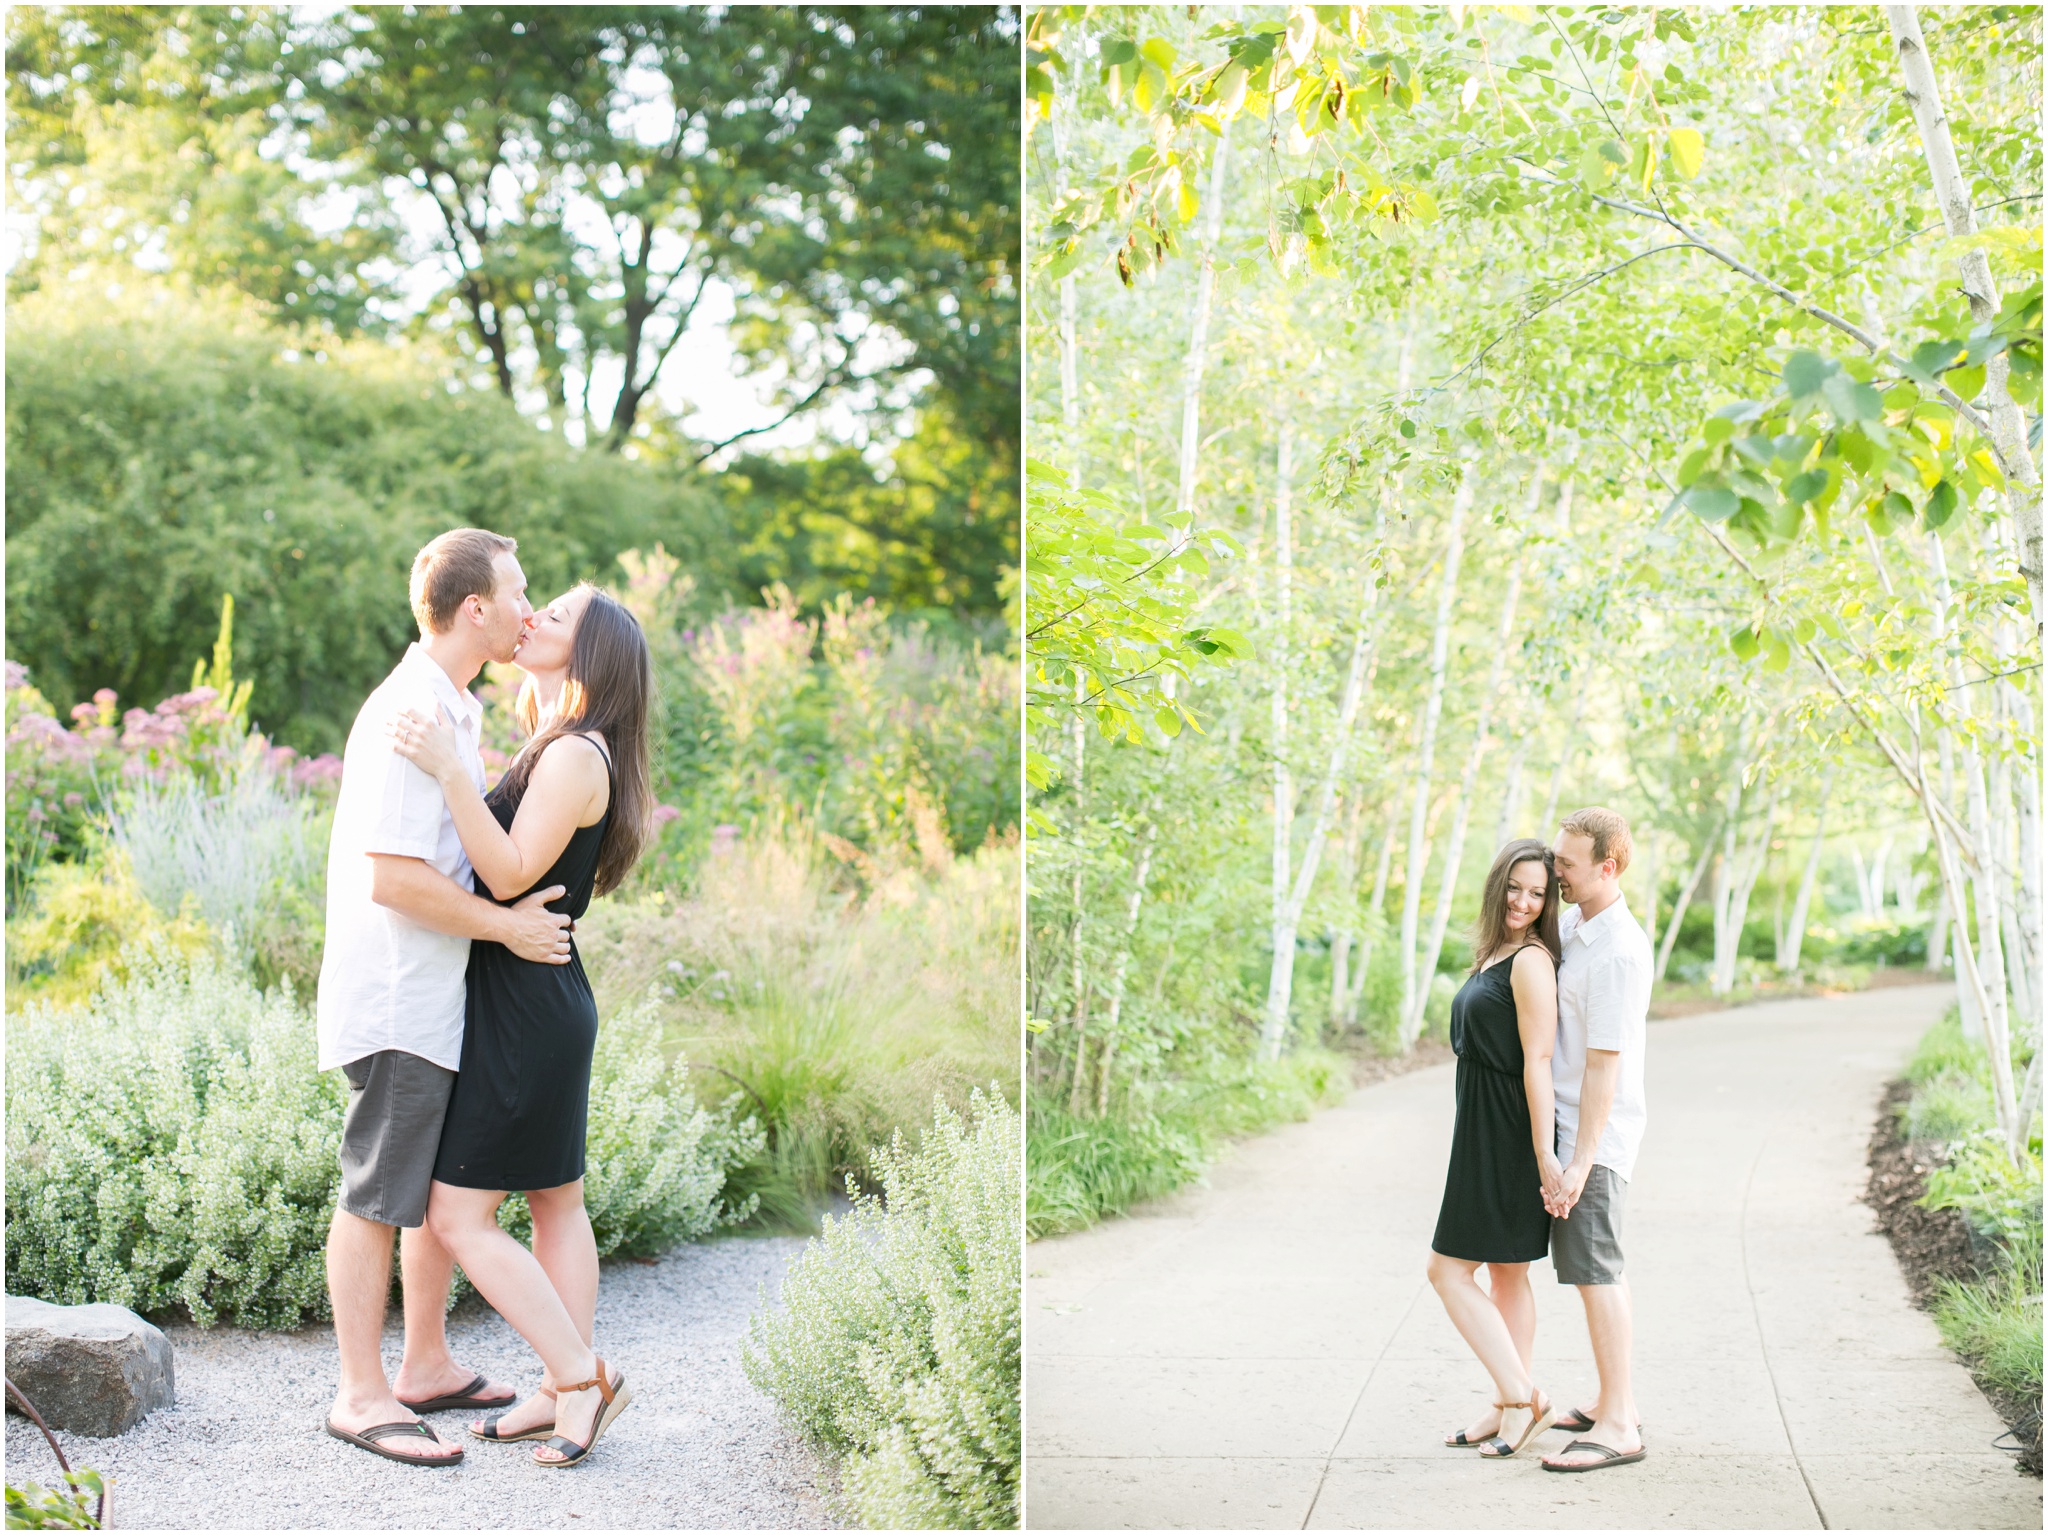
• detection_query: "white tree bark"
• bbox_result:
[1094,817,1159,1116]
[1712,779,1777,997]
[1493,731,1530,851]
[1779,766,1834,973]
[1174,128,1232,527]
[1886,6,2043,622]
[1410,484,1534,1035]
[1398,476,1472,1045]
[1261,510,1387,1059]
[1656,834,1717,985]
[1539,690,1586,837]
[1267,424,1296,1048]
[1350,802,1401,1026]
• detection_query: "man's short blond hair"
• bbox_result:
[1560,806,1632,875]
[410,529,517,634]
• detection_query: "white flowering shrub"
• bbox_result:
[745,1089,1019,1530]
[7,954,762,1328]
[6,947,342,1327]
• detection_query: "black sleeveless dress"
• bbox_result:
[1430,947,1554,1263]
[433,736,612,1193]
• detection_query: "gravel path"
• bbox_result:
[29,1237,842,1530]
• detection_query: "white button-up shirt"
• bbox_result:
[315,644,487,1073]
[1553,895,1653,1181]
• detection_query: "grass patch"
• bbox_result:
[1932,1250,2045,1404]
[580,832,1018,1230]
[1027,1048,1349,1239]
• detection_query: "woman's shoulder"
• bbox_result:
[1511,942,1560,978]
[529,730,610,779]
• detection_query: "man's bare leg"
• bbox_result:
[1544,1278,1641,1465]
[391,1221,513,1410]
[325,1209,458,1461]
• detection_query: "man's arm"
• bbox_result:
[369,855,572,964]
[1556,1047,1619,1216]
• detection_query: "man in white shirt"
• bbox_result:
[1541,806,1652,1474]
[317,528,575,1466]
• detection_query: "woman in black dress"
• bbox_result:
[1425,836,1564,1459]
[388,584,653,1468]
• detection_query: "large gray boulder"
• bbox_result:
[5,1296,175,1437]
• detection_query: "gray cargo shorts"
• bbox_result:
[337,1050,457,1229]
[1551,1163,1627,1285]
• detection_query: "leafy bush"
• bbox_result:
[745,1090,1020,1530]
[5,283,723,754]
[1922,1133,2045,1257]
[112,759,330,989]
[6,948,344,1327]
[6,949,759,1328]
[622,556,1018,868]
[3,1468,106,1530]
[1026,1047,1349,1239]
[5,850,216,1008]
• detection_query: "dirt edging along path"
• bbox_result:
[1865,1079,2041,1479]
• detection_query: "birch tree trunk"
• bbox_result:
[1712,782,1777,997]
[1094,817,1159,1116]
[1065,683,1091,1115]
[1350,802,1400,1026]
[1174,127,1231,529]
[1266,424,1296,1049]
[1411,506,1532,1035]
[1656,835,1717,985]
[1261,511,1387,1059]
[1398,476,1472,1046]
[1493,732,1530,850]
[1779,765,1834,973]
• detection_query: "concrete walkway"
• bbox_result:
[1026,983,2039,1529]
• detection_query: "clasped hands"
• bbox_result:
[1538,1151,1590,1219]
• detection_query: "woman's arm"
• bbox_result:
[390,710,606,901]
[1512,945,1563,1201]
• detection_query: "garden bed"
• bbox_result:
[1865,1079,2040,1478]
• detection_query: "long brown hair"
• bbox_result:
[1470,837,1562,971]
[495,585,653,897]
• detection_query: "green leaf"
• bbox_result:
[1821,372,1882,424]
[1668,126,1704,179]
[1702,415,1737,445]
[1596,137,1628,165]
[1153,705,1183,737]
[1577,145,1612,189]
[1728,623,1760,660]
[1945,363,1986,402]
[1687,484,1740,522]
[1760,628,1791,672]
[1782,468,1827,504]
[1923,479,1959,529]
[1782,349,1837,400]
[1677,446,1711,486]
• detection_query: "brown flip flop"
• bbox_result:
[325,1418,464,1466]
[1542,1438,1647,1472]
[398,1372,516,1414]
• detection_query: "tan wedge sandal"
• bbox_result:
[533,1357,633,1468]
[1476,1390,1555,1458]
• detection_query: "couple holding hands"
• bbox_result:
[1425,808,1652,1473]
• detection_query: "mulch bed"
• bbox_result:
[1864,1078,2041,1478]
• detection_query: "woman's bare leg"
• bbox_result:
[1487,1262,1536,1375]
[427,1181,604,1454]
[465,1182,600,1437]
[1428,1251,1545,1442]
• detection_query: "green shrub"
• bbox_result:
[745,1090,1020,1530]
[1921,1132,2045,1256]
[5,947,344,1327]
[6,949,758,1328]
[3,1468,105,1530]
[1025,1047,1349,1239]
